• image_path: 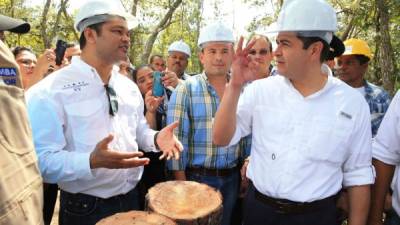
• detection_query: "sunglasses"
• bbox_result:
[104,84,118,116]
[248,49,270,56]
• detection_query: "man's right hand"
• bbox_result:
[89,134,150,169]
[230,36,258,88]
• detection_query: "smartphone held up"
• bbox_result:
[152,71,164,97]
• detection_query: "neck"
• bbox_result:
[205,72,228,86]
[290,65,328,97]
[80,50,114,84]
[348,79,364,88]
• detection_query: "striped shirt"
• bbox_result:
[167,72,242,170]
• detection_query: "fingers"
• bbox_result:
[166,121,180,132]
[97,134,114,150]
[108,150,144,160]
[119,157,150,168]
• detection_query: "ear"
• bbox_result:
[309,41,323,61]
[83,28,97,45]
[198,50,205,64]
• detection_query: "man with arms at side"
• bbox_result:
[167,22,243,225]
[213,1,374,225]
[166,40,191,82]
[26,1,182,225]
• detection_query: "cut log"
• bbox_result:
[96,210,177,225]
[146,181,223,225]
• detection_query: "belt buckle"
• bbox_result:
[275,200,292,214]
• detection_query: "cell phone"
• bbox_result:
[152,71,164,97]
[55,40,68,66]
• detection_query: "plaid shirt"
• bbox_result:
[166,72,242,171]
[363,80,391,136]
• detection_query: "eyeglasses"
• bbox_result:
[104,84,118,116]
[248,49,270,56]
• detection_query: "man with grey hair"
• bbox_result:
[26,1,182,224]
[213,0,374,224]
[167,22,243,225]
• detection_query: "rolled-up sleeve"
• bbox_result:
[373,91,400,165]
[26,91,94,183]
[342,100,375,187]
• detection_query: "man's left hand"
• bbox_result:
[156,121,183,160]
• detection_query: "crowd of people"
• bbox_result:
[0,0,399,225]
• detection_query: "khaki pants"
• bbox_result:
[0,85,44,225]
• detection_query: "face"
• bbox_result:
[151,56,166,72]
[15,50,37,86]
[199,42,233,77]
[91,17,130,64]
[248,37,273,79]
[274,32,310,79]
[336,55,367,87]
[167,51,188,77]
[135,66,154,95]
[119,60,130,76]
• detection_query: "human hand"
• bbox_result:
[162,70,179,88]
[156,121,183,160]
[144,90,164,113]
[89,134,150,169]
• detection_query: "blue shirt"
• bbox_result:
[363,81,391,136]
[167,73,242,170]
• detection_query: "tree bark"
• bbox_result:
[40,0,52,49]
[140,0,182,64]
[376,0,396,94]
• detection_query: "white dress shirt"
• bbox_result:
[373,91,400,214]
[230,65,374,202]
[26,57,157,198]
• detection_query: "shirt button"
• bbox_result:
[272,153,276,160]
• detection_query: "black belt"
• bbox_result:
[186,166,238,177]
[254,186,337,214]
[60,185,138,203]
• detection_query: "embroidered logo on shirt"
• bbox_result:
[0,67,17,86]
[62,81,89,91]
[340,111,352,120]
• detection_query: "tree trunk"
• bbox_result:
[40,0,52,49]
[61,2,79,42]
[376,0,396,94]
[140,0,182,64]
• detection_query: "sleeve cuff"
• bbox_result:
[343,165,375,187]
[76,152,95,180]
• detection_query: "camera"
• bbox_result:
[55,39,68,66]
[152,71,164,97]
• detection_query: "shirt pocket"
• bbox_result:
[305,115,352,164]
[64,99,105,145]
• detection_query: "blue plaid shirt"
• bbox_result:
[166,73,242,170]
[363,80,391,136]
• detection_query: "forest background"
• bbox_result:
[1,0,399,94]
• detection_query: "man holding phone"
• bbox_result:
[26,1,182,225]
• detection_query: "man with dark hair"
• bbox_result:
[149,54,166,72]
[213,0,374,224]
[0,14,44,225]
[26,1,182,225]
[337,38,391,136]
[166,40,191,82]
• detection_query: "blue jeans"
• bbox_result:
[385,209,400,225]
[187,170,239,225]
[59,186,140,225]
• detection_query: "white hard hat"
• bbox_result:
[74,0,137,33]
[273,0,337,33]
[197,22,235,47]
[168,40,191,57]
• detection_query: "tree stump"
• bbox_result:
[145,181,223,225]
[96,210,177,225]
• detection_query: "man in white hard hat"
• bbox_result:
[25,1,183,225]
[167,22,244,225]
[166,39,191,82]
[213,0,374,224]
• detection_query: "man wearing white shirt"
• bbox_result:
[26,1,182,225]
[213,0,374,224]
[368,91,400,225]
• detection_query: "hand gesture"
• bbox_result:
[239,159,250,197]
[231,36,259,87]
[162,70,179,88]
[144,90,164,113]
[90,134,150,169]
[156,121,183,160]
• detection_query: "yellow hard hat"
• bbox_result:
[343,38,373,60]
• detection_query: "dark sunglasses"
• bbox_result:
[248,49,270,56]
[104,84,118,116]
